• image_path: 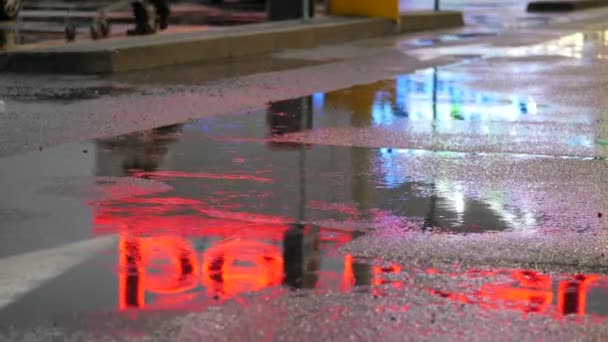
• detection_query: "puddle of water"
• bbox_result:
[204,67,549,139]
[322,68,541,125]
[0,131,570,328]
[259,67,598,155]
[1,63,606,331]
[90,123,547,234]
[404,32,498,47]
[0,114,575,328]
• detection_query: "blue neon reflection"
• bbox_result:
[366,69,541,126]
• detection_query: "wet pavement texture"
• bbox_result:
[5,4,608,342]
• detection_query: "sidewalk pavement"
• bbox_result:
[0,11,464,74]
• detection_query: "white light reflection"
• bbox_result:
[409,32,588,60]
[505,33,585,59]
[376,150,540,231]
[435,180,466,224]
[527,97,538,115]
[485,192,538,233]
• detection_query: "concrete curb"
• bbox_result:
[527,0,608,12]
[399,11,464,33]
[1,11,463,74]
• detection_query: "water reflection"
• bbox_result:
[267,65,594,152]
[83,67,605,316]
[113,224,361,310]
[91,63,572,237]
[372,265,608,318]
[114,225,608,318]
[320,68,539,130]
[266,97,313,150]
[90,126,554,314]
[377,148,540,231]
[510,31,608,60]
[267,98,313,136]
[95,120,544,238]
[199,66,589,142]
[96,125,182,175]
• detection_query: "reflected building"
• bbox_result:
[266,96,314,151]
[95,124,182,177]
[267,97,313,136]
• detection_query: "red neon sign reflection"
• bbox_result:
[119,236,200,309]
[118,236,284,309]
[119,237,604,317]
[557,274,599,315]
[201,240,283,300]
[116,232,605,319]
[370,265,602,317]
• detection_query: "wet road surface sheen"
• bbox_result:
[3,55,608,337]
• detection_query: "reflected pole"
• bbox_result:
[423,183,437,231]
[299,144,306,222]
[298,96,310,222]
[432,67,438,125]
[283,97,309,290]
[427,68,438,231]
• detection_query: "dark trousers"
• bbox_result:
[131,0,170,31]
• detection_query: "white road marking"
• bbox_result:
[0,236,117,310]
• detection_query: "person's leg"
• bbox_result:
[150,0,170,30]
[128,1,154,35]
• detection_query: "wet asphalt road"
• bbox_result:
[4,3,608,342]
